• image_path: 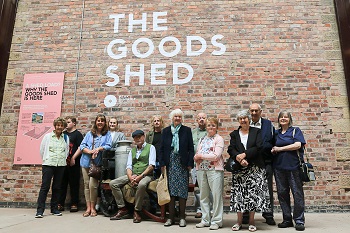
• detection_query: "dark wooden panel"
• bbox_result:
[0,0,19,113]
[334,0,350,107]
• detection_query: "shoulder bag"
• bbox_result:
[293,128,316,182]
[156,167,171,205]
[88,136,102,180]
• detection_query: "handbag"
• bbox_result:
[87,137,102,180]
[88,160,102,180]
[293,128,316,182]
[156,167,171,205]
[299,161,316,182]
[122,182,136,203]
[224,156,242,173]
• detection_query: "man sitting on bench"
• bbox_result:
[109,130,156,223]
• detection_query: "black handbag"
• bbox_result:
[299,161,315,182]
[293,128,316,182]
[224,157,242,173]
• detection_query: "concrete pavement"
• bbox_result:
[0,208,349,233]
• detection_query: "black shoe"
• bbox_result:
[278,221,294,228]
[265,218,276,225]
[50,210,62,216]
[295,223,305,231]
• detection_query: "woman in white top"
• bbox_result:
[108,117,126,148]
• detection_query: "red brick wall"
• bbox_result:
[1,0,349,211]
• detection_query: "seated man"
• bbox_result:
[109,130,156,223]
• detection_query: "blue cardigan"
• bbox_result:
[159,125,194,168]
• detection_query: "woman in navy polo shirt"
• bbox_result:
[271,111,306,231]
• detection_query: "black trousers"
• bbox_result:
[59,164,81,206]
[36,165,65,214]
[262,163,274,219]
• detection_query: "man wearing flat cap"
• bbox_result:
[109,129,156,223]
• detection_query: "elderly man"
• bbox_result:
[191,112,208,219]
[109,130,156,223]
[247,103,276,225]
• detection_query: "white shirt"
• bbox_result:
[126,142,156,171]
[250,118,262,129]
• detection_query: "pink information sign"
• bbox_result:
[14,72,65,164]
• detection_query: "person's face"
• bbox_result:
[197,113,207,128]
[249,104,262,123]
[66,119,75,131]
[279,114,290,127]
[238,116,250,128]
[173,114,182,127]
[96,117,106,132]
[206,121,217,137]
[55,122,65,135]
[133,135,145,147]
[153,117,162,129]
[109,119,118,131]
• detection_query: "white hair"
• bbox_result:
[169,108,184,121]
[236,109,251,121]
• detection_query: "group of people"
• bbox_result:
[34,103,307,232]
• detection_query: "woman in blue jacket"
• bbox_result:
[80,114,112,217]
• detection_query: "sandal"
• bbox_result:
[90,211,97,217]
[249,225,257,232]
[232,224,242,231]
[70,205,78,212]
[83,211,90,217]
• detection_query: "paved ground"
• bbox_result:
[0,208,349,233]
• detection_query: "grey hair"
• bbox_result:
[169,108,184,121]
[277,110,293,128]
[249,103,262,110]
[236,109,251,121]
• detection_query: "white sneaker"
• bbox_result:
[196,222,210,228]
[209,223,220,230]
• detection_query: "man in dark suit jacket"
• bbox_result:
[248,103,276,225]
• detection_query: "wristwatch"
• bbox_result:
[142,174,145,178]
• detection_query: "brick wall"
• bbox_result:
[1,0,350,211]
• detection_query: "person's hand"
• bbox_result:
[130,174,138,186]
[236,153,246,162]
[70,158,75,166]
[194,154,201,162]
[271,146,279,154]
[240,159,249,167]
[161,166,166,175]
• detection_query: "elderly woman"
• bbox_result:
[271,111,306,231]
[159,109,194,227]
[35,117,69,218]
[227,110,270,232]
[79,114,112,217]
[108,117,126,149]
[194,117,225,230]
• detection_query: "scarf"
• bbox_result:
[171,123,182,154]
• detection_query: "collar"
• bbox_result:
[51,131,63,138]
[250,118,262,127]
[136,141,147,150]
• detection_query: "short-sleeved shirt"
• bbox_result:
[273,127,306,171]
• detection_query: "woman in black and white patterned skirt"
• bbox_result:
[227,110,270,232]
